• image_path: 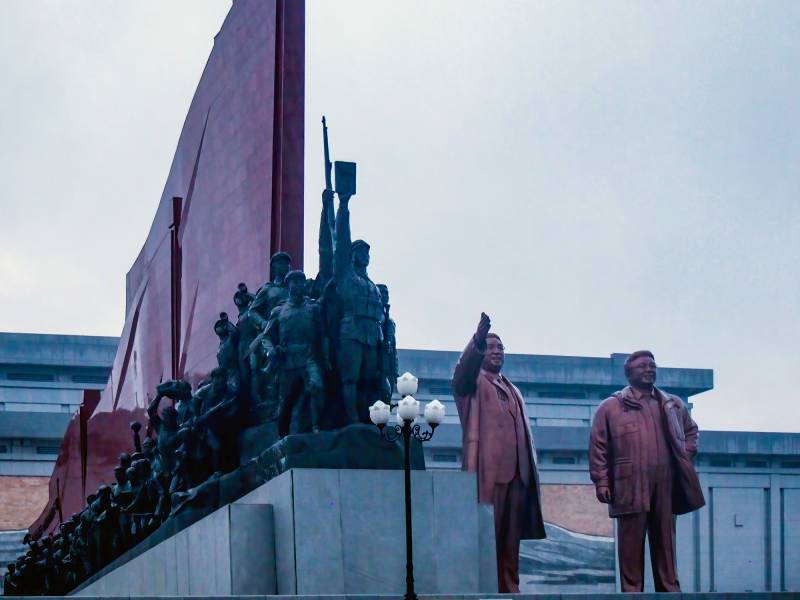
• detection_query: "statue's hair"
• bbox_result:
[624,350,655,375]
[486,333,502,343]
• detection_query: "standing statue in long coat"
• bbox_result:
[589,350,704,593]
[452,312,546,593]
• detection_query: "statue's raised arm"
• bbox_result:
[334,194,354,282]
[318,190,334,280]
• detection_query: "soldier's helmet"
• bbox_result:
[285,270,307,286]
[352,239,370,252]
[269,251,292,280]
[214,312,233,336]
[270,251,291,265]
[234,283,254,308]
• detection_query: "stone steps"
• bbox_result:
[2,594,800,599]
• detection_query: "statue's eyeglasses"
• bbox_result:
[630,362,657,370]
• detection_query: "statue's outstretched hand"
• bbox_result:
[475,312,491,345]
[322,189,334,204]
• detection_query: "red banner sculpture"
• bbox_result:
[30,0,305,537]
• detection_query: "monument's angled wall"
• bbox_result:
[28,0,305,537]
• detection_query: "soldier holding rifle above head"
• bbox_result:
[589,350,705,593]
[331,167,385,425]
[452,312,545,594]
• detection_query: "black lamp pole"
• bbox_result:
[378,418,436,600]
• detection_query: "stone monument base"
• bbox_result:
[74,468,496,596]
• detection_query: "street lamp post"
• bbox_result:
[370,372,445,600]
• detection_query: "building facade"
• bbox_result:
[1,333,798,593]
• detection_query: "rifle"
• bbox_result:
[322,116,336,238]
[322,116,332,191]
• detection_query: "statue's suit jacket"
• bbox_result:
[589,385,706,517]
[452,337,546,539]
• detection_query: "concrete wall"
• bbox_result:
[673,469,800,593]
[238,468,497,596]
[76,503,276,597]
[76,469,495,597]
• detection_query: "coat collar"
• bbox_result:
[480,369,518,398]
[620,385,674,410]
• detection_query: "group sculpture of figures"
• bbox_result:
[3,188,400,596]
[3,442,168,596]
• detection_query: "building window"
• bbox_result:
[431,454,458,463]
[0,444,8,454]
[537,391,586,400]
[71,374,109,384]
[780,461,800,469]
[708,457,732,468]
[36,446,60,455]
[7,372,55,382]
[745,460,768,468]
[426,383,452,396]
[552,455,577,465]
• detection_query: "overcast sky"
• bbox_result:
[1,1,798,432]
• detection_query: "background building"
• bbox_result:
[0,333,116,577]
[1,332,798,593]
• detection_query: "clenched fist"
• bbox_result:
[596,486,611,504]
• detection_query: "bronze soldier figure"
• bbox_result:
[262,270,327,436]
[377,283,398,403]
[194,366,240,474]
[214,312,239,376]
[248,252,292,417]
[332,193,384,423]
[232,284,261,421]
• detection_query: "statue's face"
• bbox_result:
[272,258,290,281]
[119,453,131,469]
[288,276,305,298]
[626,355,657,388]
[114,468,126,484]
[235,294,250,309]
[481,336,505,373]
[353,246,370,268]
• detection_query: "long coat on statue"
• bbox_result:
[452,337,546,539]
[589,385,705,517]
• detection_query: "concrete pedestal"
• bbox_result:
[75,468,496,596]
[75,503,275,596]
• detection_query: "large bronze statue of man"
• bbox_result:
[452,312,545,593]
[332,193,384,423]
[589,350,705,593]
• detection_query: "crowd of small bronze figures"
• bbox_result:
[3,190,399,596]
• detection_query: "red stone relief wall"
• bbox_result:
[30,0,304,536]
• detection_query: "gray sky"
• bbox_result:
[1,1,798,432]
